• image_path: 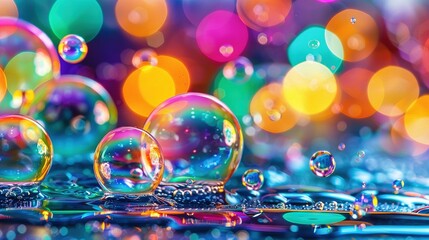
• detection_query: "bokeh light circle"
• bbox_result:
[21,75,118,157]
[250,83,298,133]
[144,93,243,183]
[94,127,164,195]
[0,0,18,18]
[404,95,429,145]
[326,9,379,62]
[0,115,52,185]
[196,11,249,62]
[115,0,168,37]
[49,0,103,41]
[282,61,337,115]
[156,55,191,95]
[236,0,292,30]
[0,17,60,97]
[368,66,419,117]
[122,65,176,117]
[0,68,7,103]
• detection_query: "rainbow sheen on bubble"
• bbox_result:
[144,93,243,183]
[223,56,254,81]
[242,169,264,191]
[58,34,88,64]
[20,75,117,157]
[132,49,158,68]
[94,127,164,195]
[0,115,53,185]
[0,17,60,107]
[354,193,378,212]
[309,150,336,177]
[393,179,404,191]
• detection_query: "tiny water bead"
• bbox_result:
[338,143,345,151]
[357,150,365,158]
[222,57,254,81]
[144,93,243,183]
[309,151,336,177]
[20,75,117,157]
[58,34,88,64]
[132,49,158,68]
[308,39,320,49]
[242,169,264,191]
[94,127,164,195]
[393,179,404,191]
[0,115,53,185]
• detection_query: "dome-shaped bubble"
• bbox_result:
[94,127,164,195]
[0,115,53,186]
[20,75,117,158]
[144,93,243,183]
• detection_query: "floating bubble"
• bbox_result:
[94,127,164,195]
[132,49,158,68]
[308,39,320,49]
[393,179,404,192]
[0,115,53,186]
[362,182,367,189]
[309,150,336,177]
[337,143,345,151]
[350,17,356,24]
[357,150,365,158]
[0,17,60,108]
[58,34,88,64]
[21,75,117,157]
[242,169,264,191]
[144,93,243,183]
[315,201,324,210]
[223,57,254,81]
[354,193,378,213]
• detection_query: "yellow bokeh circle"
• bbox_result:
[367,66,419,117]
[282,62,337,115]
[115,0,168,37]
[404,95,429,145]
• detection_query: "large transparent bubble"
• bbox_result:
[94,127,164,195]
[20,75,117,158]
[0,115,53,186]
[144,93,243,184]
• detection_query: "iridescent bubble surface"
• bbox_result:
[144,93,243,183]
[132,49,158,68]
[222,56,254,81]
[354,193,378,212]
[20,75,117,157]
[309,151,336,177]
[0,115,52,185]
[0,17,60,107]
[94,127,164,195]
[58,34,88,64]
[393,179,404,191]
[242,169,264,191]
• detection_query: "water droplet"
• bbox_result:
[355,193,378,212]
[357,150,365,158]
[338,143,345,151]
[242,169,264,191]
[351,17,356,24]
[315,201,324,210]
[392,179,404,192]
[130,168,143,178]
[186,178,195,185]
[309,151,336,177]
[308,39,320,49]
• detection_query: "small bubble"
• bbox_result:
[242,169,264,191]
[358,223,366,230]
[392,179,404,192]
[362,182,367,189]
[308,39,320,49]
[130,168,143,178]
[219,44,234,57]
[357,150,365,158]
[355,193,378,212]
[132,49,158,68]
[58,34,88,64]
[338,143,346,151]
[309,150,336,177]
[267,109,281,121]
[315,201,324,210]
[186,178,195,185]
[351,17,356,24]
[223,56,253,80]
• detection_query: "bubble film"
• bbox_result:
[0,17,60,104]
[144,93,243,183]
[20,75,117,157]
[58,34,88,64]
[309,150,336,177]
[0,115,52,185]
[393,179,404,191]
[94,127,164,195]
[242,169,264,191]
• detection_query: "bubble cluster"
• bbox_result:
[309,151,336,177]
[242,169,264,191]
[144,93,243,183]
[393,179,404,192]
[94,127,164,195]
[0,115,53,185]
[21,75,117,157]
[58,34,88,64]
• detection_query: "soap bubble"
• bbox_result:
[222,57,254,81]
[58,34,88,63]
[350,17,356,24]
[144,93,243,183]
[354,193,378,212]
[392,179,404,192]
[20,75,117,158]
[0,17,60,108]
[0,115,53,186]
[338,143,345,151]
[309,150,336,177]
[94,127,164,195]
[132,49,158,68]
[242,169,264,191]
